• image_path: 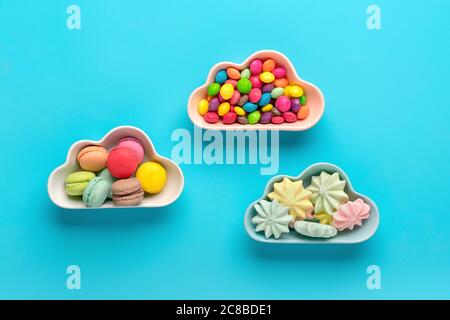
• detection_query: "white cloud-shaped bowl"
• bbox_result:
[48,126,184,209]
[188,50,325,131]
[244,163,379,244]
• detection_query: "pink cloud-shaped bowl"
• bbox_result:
[188,50,325,131]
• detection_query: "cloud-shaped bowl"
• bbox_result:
[188,50,325,131]
[48,126,184,209]
[244,163,379,244]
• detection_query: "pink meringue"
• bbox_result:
[333,199,370,231]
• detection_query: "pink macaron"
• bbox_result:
[117,137,145,163]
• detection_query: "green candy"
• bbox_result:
[240,68,251,79]
[271,87,284,99]
[300,95,307,106]
[207,83,220,96]
[247,110,261,124]
[237,78,252,94]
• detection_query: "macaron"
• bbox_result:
[112,177,144,206]
[107,147,139,179]
[98,168,116,199]
[117,137,144,163]
[82,177,111,207]
[64,171,96,196]
[77,146,108,172]
[136,161,167,194]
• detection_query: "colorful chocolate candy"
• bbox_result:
[198,58,309,125]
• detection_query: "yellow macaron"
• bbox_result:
[136,161,167,194]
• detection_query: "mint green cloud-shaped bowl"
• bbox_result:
[244,163,379,244]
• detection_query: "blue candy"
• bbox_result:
[215,69,228,84]
[259,92,272,106]
[243,102,258,113]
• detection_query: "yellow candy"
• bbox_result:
[260,72,275,83]
[261,104,273,112]
[234,106,246,116]
[198,99,209,115]
[314,212,333,225]
[284,85,292,98]
[136,162,167,194]
[220,83,234,100]
[218,102,230,116]
[288,85,304,98]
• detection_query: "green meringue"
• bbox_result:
[306,171,349,214]
[252,200,292,239]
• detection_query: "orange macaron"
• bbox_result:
[77,146,108,172]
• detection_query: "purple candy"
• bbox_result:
[262,83,274,93]
[260,112,273,124]
[271,107,281,116]
[237,116,248,124]
[237,95,248,107]
[290,98,300,113]
[209,97,220,112]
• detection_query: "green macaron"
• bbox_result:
[65,171,96,196]
[82,177,111,207]
[98,168,116,199]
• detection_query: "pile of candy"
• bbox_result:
[64,137,167,207]
[198,58,309,125]
[252,171,371,239]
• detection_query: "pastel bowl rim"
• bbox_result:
[244,162,380,244]
[47,125,185,210]
[187,49,325,131]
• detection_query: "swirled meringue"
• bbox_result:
[333,199,370,231]
[306,171,349,214]
[267,177,313,221]
[252,199,292,239]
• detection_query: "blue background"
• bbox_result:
[1,0,449,299]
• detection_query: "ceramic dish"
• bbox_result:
[48,126,184,209]
[244,163,379,244]
[188,50,325,131]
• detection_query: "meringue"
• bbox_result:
[252,199,292,239]
[307,171,349,214]
[333,199,371,231]
[267,177,313,221]
[294,221,337,238]
[314,212,333,225]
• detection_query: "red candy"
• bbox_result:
[249,59,263,75]
[225,79,237,88]
[229,90,241,105]
[275,96,291,112]
[283,111,297,123]
[271,116,285,124]
[249,88,262,103]
[250,75,262,89]
[204,112,219,123]
[273,67,286,79]
[223,112,237,124]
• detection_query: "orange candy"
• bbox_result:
[274,78,288,88]
[297,106,309,120]
[227,67,241,80]
[262,59,276,72]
